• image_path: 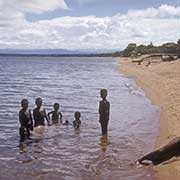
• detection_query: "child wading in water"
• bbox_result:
[48,103,63,124]
[19,99,33,142]
[98,89,110,136]
[73,111,81,129]
[63,120,71,126]
[33,97,50,127]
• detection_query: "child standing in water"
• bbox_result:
[33,97,50,127]
[19,99,33,142]
[48,103,63,124]
[73,111,81,129]
[98,89,110,136]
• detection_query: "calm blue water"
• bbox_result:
[0,57,160,180]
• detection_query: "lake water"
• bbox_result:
[0,57,160,180]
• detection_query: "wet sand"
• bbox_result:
[119,57,180,180]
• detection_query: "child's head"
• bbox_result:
[21,99,28,109]
[35,97,42,108]
[74,111,81,120]
[100,89,108,100]
[53,103,60,111]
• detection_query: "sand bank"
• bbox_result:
[119,57,180,180]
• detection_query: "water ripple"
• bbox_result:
[0,57,160,180]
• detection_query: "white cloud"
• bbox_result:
[17,0,69,14]
[0,0,68,23]
[127,4,180,18]
[0,0,68,27]
[0,4,180,50]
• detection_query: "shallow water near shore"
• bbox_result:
[0,57,160,180]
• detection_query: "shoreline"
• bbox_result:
[118,57,180,180]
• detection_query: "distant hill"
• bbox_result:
[2,40,180,58]
[0,49,82,55]
[0,49,118,55]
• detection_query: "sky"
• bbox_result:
[1,0,180,50]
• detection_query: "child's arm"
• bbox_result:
[107,102,110,117]
[29,109,34,130]
[73,121,75,127]
[98,101,101,114]
[59,112,63,123]
[59,112,63,119]
[19,111,25,128]
[33,109,37,121]
[44,109,51,126]
[47,111,53,120]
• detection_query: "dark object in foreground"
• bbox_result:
[138,137,180,165]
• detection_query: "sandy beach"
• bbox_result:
[119,57,180,180]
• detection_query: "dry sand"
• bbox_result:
[119,57,180,180]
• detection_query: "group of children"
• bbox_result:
[18,88,180,166]
[19,89,110,143]
[19,97,82,142]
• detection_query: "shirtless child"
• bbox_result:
[33,97,50,127]
[63,120,71,126]
[98,89,110,136]
[73,111,81,129]
[19,99,33,142]
[48,103,63,124]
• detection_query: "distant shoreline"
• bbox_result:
[0,53,122,58]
